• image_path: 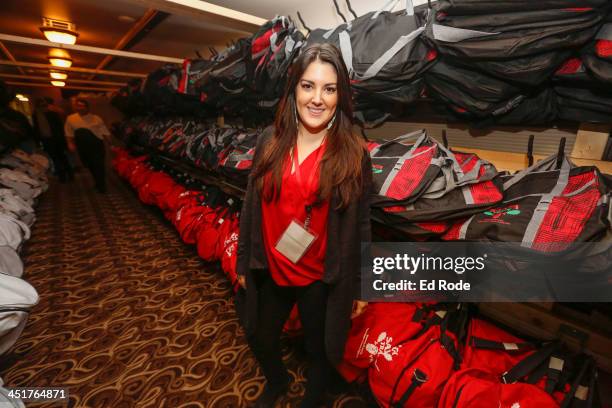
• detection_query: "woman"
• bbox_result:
[236,43,372,407]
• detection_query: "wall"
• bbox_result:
[364,122,579,157]
[297,0,429,29]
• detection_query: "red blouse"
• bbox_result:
[261,143,329,286]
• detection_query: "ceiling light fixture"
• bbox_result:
[48,57,72,68]
[118,15,136,23]
[40,18,78,45]
[51,80,65,87]
[50,71,67,80]
[48,48,73,68]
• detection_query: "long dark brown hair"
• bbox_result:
[251,43,366,210]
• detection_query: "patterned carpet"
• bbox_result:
[0,169,370,407]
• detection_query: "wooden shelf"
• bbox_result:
[479,303,612,374]
[453,145,612,174]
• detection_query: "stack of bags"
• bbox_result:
[113,148,244,292]
[554,9,612,123]
[424,0,610,125]
[112,147,303,333]
[196,15,304,118]
[0,149,42,402]
[113,15,304,124]
[369,129,503,240]
[112,3,612,128]
[118,118,261,186]
[339,302,602,408]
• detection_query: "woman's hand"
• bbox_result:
[351,300,368,319]
[237,275,246,289]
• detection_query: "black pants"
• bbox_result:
[41,138,73,182]
[249,276,333,405]
[74,132,106,192]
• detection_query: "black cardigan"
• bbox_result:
[236,127,372,365]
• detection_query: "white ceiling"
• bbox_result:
[196,0,431,29]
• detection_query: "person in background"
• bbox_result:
[0,80,37,153]
[236,43,372,408]
[64,98,110,193]
[33,98,73,182]
[44,97,65,117]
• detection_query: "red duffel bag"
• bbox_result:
[337,302,436,383]
[147,172,179,210]
[439,343,600,408]
[177,204,216,245]
[368,305,468,408]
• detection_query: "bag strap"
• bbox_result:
[521,158,571,249]
[596,23,612,40]
[502,153,570,192]
[393,368,428,408]
[557,357,589,408]
[501,342,559,384]
[371,129,427,154]
[544,355,565,394]
[410,309,445,340]
[410,303,445,323]
[588,361,602,408]
[431,23,499,43]
[442,304,469,368]
[470,337,534,352]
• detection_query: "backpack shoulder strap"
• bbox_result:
[502,341,559,384]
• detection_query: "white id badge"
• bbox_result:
[275,220,317,264]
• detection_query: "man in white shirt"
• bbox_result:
[64,99,109,193]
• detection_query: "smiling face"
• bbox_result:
[295,59,338,134]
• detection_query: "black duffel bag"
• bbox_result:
[435,0,610,16]
[427,5,606,60]
[443,154,611,253]
[425,58,525,120]
[555,84,612,123]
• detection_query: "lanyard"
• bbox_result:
[292,139,325,228]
